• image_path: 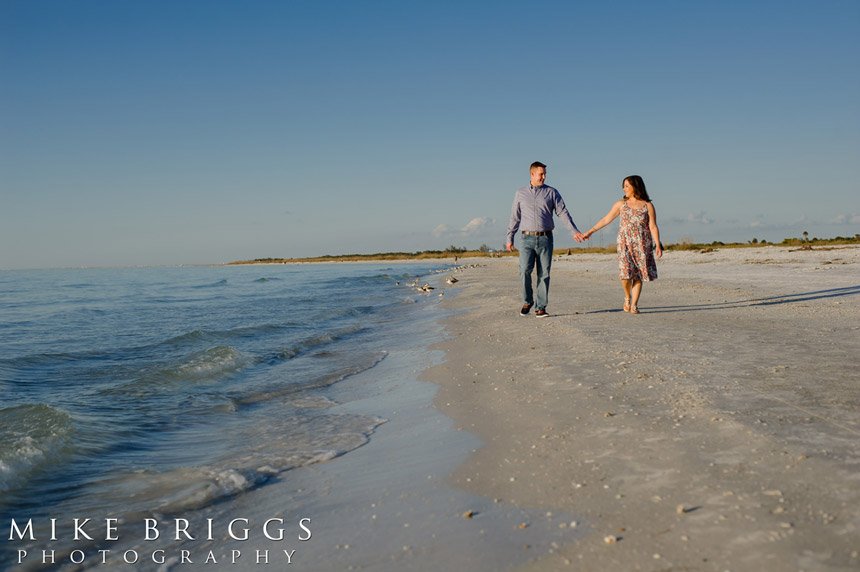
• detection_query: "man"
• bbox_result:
[506,161,585,317]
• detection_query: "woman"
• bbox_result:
[584,175,662,314]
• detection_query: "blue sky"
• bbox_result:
[2,0,858,268]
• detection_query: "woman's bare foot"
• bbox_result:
[630,305,640,314]
[623,298,631,312]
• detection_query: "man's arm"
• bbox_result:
[553,190,585,243]
[505,191,522,251]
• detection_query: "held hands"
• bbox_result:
[512,234,590,247]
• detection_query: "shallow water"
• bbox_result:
[0,263,450,564]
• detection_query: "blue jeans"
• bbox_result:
[519,233,553,310]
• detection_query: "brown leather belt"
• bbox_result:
[522,230,551,236]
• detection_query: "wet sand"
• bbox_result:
[426,245,860,571]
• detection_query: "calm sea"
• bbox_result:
[0,262,452,566]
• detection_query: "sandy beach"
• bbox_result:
[425,245,860,571]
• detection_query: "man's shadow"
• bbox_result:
[584,285,860,314]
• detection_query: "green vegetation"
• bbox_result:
[228,234,860,265]
[667,234,860,251]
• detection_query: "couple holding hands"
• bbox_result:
[505,161,662,317]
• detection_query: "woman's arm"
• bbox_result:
[583,200,623,238]
[647,202,662,258]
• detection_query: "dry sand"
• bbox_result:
[426,245,860,571]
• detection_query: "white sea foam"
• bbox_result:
[171,346,247,379]
[290,395,338,409]
[88,414,387,516]
[0,404,73,493]
[106,346,251,396]
[275,324,367,361]
[234,351,387,406]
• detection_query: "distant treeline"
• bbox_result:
[228,234,860,265]
[668,234,860,251]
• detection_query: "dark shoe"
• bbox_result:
[520,303,533,316]
[535,308,548,318]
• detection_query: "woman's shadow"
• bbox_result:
[584,285,860,314]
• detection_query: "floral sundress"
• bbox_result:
[617,201,658,281]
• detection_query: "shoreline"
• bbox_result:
[425,245,860,570]
[22,266,578,572]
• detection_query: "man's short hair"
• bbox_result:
[530,161,547,171]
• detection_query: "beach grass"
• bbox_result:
[227,235,860,265]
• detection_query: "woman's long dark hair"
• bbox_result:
[624,175,651,202]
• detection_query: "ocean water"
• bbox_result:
[0,262,451,566]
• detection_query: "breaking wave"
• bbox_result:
[0,404,74,493]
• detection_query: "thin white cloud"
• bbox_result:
[669,211,714,225]
[432,217,496,239]
[747,213,768,229]
[431,224,451,238]
[686,211,713,224]
[831,213,860,225]
[461,217,495,235]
